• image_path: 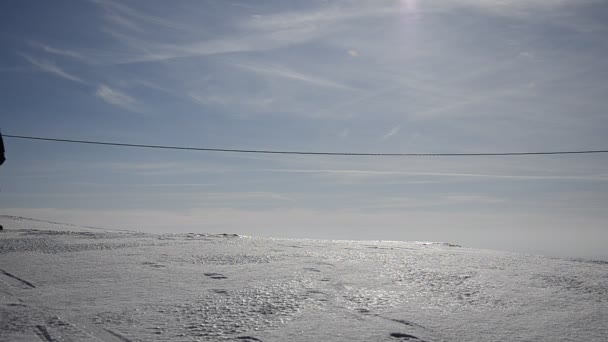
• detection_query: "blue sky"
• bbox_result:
[1,0,607,259]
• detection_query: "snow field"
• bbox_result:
[1,215,606,341]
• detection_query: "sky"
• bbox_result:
[1,0,607,260]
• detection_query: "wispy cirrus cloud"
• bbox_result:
[94,161,234,175]
[189,92,276,113]
[446,0,599,15]
[86,1,399,65]
[68,181,216,188]
[98,26,327,65]
[19,53,84,83]
[259,168,608,182]
[339,128,350,138]
[28,42,84,60]
[95,84,139,112]
[91,0,193,32]
[381,125,401,141]
[20,50,144,113]
[230,62,358,91]
[240,4,398,32]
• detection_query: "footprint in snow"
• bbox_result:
[390,332,426,341]
[0,269,36,289]
[210,289,228,295]
[204,272,227,279]
[34,325,54,342]
[237,336,263,341]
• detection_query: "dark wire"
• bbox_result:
[4,134,608,157]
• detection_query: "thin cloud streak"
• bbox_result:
[92,0,196,32]
[7,191,294,203]
[260,168,608,181]
[19,53,85,83]
[241,4,399,32]
[95,32,304,64]
[28,42,85,60]
[448,0,601,17]
[95,85,139,112]
[67,182,217,188]
[230,62,358,91]
[381,125,401,141]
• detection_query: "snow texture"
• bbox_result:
[0,215,606,341]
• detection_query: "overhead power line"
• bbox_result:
[4,134,608,157]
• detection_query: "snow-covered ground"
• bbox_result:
[0,215,606,341]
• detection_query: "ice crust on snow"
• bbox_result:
[0,215,607,341]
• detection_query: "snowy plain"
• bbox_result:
[0,215,606,342]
